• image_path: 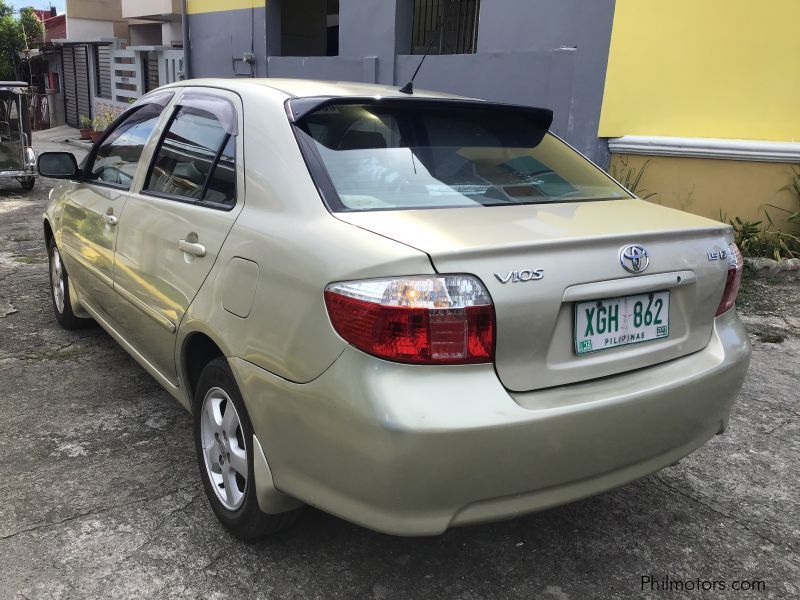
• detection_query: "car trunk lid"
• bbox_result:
[335,199,733,391]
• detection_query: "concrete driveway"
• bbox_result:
[0,136,798,598]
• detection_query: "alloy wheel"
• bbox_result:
[200,386,248,510]
[50,245,65,314]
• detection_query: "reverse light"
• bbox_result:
[716,243,744,316]
[324,275,495,364]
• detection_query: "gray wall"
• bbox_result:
[188,6,268,78]
[475,0,615,163]
[186,0,615,163]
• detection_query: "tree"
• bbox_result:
[0,1,45,81]
[20,8,44,46]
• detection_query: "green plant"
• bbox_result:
[783,166,800,206]
[608,156,656,200]
[79,114,91,128]
[727,212,800,261]
[91,110,115,132]
[762,208,800,260]
[729,216,763,256]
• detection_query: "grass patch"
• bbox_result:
[13,255,47,264]
[754,332,785,344]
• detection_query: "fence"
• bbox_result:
[108,47,184,104]
[30,93,50,131]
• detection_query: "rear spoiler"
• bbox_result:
[285,95,554,134]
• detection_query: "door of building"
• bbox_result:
[62,44,91,127]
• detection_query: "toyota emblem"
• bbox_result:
[619,244,650,274]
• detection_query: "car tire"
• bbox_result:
[193,357,300,539]
[48,237,93,330]
[19,177,35,191]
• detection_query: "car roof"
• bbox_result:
[173,78,470,101]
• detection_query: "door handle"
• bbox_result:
[102,213,118,226]
[177,239,206,257]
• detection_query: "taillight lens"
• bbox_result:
[716,243,744,316]
[324,275,495,364]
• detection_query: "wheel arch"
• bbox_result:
[43,218,54,248]
[181,330,227,407]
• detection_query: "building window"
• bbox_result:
[412,0,480,55]
[143,52,160,94]
[94,45,111,100]
[281,0,339,57]
[326,0,339,56]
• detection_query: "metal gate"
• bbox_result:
[62,45,91,127]
[143,52,160,94]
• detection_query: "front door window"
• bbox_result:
[85,104,165,189]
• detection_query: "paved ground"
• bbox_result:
[0,130,798,599]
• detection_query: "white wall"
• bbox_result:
[66,17,116,40]
[161,20,182,47]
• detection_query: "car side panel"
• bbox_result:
[57,182,127,318]
[112,88,245,384]
[175,85,434,384]
[178,207,434,385]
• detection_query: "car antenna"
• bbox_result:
[399,17,442,94]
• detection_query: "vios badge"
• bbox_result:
[619,244,650,274]
[494,269,544,284]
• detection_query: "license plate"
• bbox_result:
[574,291,670,355]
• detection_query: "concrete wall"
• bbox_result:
[121,0,181,20]
[66,0,123,21]
[129,23,163,46]
[161,20,182,47]
[66,17,116,40]
[338,0,411,85]
[394,51,574,135]
[609,153,800,227]
[186,0,616,162]
[94,97,128,122]
[188,6,268,78]
[266,57,376,82]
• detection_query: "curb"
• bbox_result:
[64,138,93,150]
[744,257,800,278]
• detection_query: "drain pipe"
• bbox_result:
[181,0,192,79]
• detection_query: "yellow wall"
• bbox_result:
[610,154,799,226]
[187,0,263,14]
[599,0,800,142]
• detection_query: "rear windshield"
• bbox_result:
[293,101,630,212]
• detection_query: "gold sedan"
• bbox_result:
[39,79,750,538]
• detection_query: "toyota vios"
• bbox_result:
[39,79,751,538]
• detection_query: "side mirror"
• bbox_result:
[37,152,80,179]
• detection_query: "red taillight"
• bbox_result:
[324,275,495,364]
[716,243,744,316]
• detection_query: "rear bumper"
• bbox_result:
[232,310,750,536]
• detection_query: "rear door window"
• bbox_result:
[144,105,237,208]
